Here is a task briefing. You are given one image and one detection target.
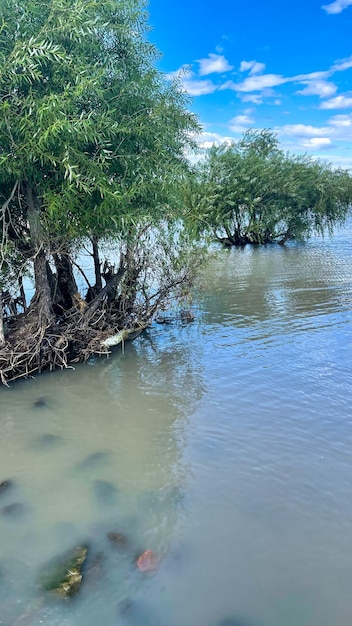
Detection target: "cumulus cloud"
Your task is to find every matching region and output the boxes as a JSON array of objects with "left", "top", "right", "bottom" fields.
[
  {"left": 322, "top": 0, "right": 352, "bottom": 14},
  {"left": 166, "top": 66, "right": 217, "bottom": 96},
  {"left": 234, "top": 73, "right": 287, "bottom": 92},
  {"left": 240, "top": 93, "right": 264, "bottom": 104},
  {"left": 296, "top": 80, "right": 337, "bottom": 98},
  {"left": 280, "top": 124, "right": 331, "bottom": 138},
  {"left": 168, "top": 51, "right": 352, "bottom": 107},
  {"left": 329, "top": 113, "right": 352, "bottom": 126},
  {"left": 182, "top": 78, "right": 218, "bottom": 96},
  {"left": 276, "top": 114, "right": 352, "bottom": 155},
  {"left": 197, "top": 53, "right": 233, "bottom": 76},
  {"left": 301, "top": 138, "right": 333, "bottom": 148},
  {"left": 239, "top": 60, "right": 266, "bottom": 75},
  {"left": 229, "top": 113, "right": 255, "bottom": 133},
  {"left": 230, "top": 57, "right": 352, "bottom": 103},
  {"left": 195, "top": 131, "right": 234, "bottom": 150},
  {"left": 320, "top": 94, "right": 352, "bottom": 108}
]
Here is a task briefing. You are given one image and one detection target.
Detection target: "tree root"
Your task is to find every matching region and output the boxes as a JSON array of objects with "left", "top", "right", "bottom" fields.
[{"left": 0, "top": 309, "right": 147, "bottom": 385}]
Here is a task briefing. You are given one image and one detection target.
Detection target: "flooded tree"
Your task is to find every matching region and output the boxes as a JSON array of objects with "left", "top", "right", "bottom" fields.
[
  {"left": 188, "top": 129, "right": 352, "bottom": 246},
  {"left": 0, "top": 0, "right": 202, "bottom": 383}
]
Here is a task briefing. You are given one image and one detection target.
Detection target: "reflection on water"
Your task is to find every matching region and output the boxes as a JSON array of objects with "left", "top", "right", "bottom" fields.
[{"left": 0, "top": 226, "right": 352, "bottom": 625}]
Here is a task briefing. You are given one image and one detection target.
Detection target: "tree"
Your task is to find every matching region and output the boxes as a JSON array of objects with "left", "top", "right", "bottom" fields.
[
  {"left": 188, "top": 130, "right": 352, "bottom": 246},
  {"left": 0, "top": 0, "right": 201, "bottom": 382}
]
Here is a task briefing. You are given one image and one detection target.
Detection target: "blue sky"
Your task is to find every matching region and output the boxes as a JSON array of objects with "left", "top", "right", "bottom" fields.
[{"left": 147, "top": 0, "right": 352, "bottom": 168}]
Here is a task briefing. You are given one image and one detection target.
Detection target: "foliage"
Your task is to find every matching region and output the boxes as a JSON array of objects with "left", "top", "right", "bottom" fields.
[
  {"left": 187, "top": 129, "right": 352, "bottom": 246},
  {"left": 0, "top": 0, "right": 198, "bottom": 235},
  {"left": 0, "top": 0, "right": 203, "bottom": 379}
]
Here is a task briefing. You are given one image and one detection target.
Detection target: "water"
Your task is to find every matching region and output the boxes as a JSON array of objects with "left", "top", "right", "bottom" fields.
[{"left": 1, "top": 227, "right": 352, "bottom": 626}]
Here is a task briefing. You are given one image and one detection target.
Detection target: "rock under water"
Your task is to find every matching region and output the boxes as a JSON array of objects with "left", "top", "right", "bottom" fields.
[
  {"left": 75, "top": 451, "right": 110, "bottom": 472},
  {"left": 39, "top": 545, "right": 89, "bottom": 599},
  {"left": 0, "top": 479, "right": 13, "bottom": 494},
  {"left": 32, "top": 396, "right": 48, "bottom": 409},
  {"left": 107, "top": 531, "right": 128, "bottom": 546},
  {"left": 218, "top": 617, "right": 253, "bottom": 626},
  {"left": 32, "top": 434, "right": 63, "bottom": 448},
  {"left": 93, "top": 480, "right": 118, "bottom": 504},
  {"left": 0, "top": 502, "right": 27, "bottom": 518}
]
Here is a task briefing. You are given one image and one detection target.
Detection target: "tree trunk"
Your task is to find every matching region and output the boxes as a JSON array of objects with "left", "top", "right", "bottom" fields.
[
  {"left": 18, "top": 275, "right": 27, "bottom": 313},
  {"left": 23, "top": 182, "right": 53, "bottom": 325},
  {"left": 91, "top": 236, "right": 102, "bottom": 293},
  {"left": 0, "top": 292, "right": 5, "bottom": 348},
  {"left": 84, "top": 262, "right": 126, "bottom": 320},
  {"left": 53, "top": 252, "right": 79, "bottom": 312}
]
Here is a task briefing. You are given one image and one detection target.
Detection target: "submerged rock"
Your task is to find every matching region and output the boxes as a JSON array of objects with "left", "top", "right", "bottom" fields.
[
  {"left": 0, "top": 502, "right": 27, "bottom": 518},
  {"left": 218, "top": 618, "right": 253, "bottom": 626},
  {"left": 136, "top": 550, "right": 159, "bottom": 573},
  {"left": 0, "top": 479, "right": 13, "bottom": 494},
  {"left": 93, "top": 480, "right": 118, "bottom": 504},
  {"left": 107, "top": 531, "right": 128, "bottom": 547},
  {"left": 117, "top": 598, "right": 162, "bottom": 626},
  {"left": 32, "top": 434, "right": 63, "bottom": 448},
  {"left": 83, "top": 551, "right": 105, "bottom": 584},
  {"left": 39, "top": 545, "right": 88, "bottom": 599},
  {"left": 76, "top": 451, "right": 110, "bottom": 471},
  {"left": 180, "top": 309, "right": 195, "bottom": 323},
  {"left": 32, "top": 396, "right": 48, "bottom": 409}
]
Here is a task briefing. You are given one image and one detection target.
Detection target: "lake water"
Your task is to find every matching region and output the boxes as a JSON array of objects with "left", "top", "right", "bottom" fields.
[{"left": 0, "top": 228, "right": 352, "bottom": 626}]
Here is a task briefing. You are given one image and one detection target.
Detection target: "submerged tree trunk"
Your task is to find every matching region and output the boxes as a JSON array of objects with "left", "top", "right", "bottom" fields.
[{"left": 23, "top": 182, "right": 53, "bottom": 326}]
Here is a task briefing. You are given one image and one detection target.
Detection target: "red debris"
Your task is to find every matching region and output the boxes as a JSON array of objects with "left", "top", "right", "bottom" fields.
[{"left": 136, "top": 550, "right": 159, "bottom": 572}]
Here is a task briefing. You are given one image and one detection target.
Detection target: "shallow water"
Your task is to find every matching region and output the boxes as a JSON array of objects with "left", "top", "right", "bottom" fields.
[{"left": 1, "top": 228, "right": 352, "bottom": 626}]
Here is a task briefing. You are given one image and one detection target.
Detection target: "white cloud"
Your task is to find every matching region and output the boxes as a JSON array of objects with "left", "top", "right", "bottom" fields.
[
  {"left": 329, "top": 113, "right": 352, "bottom": 126},
  {"left": 296, "top": 80, "right": 337, "bottom": 98},
  {"left": 320, "top": 94, "right": 352, "bottom": 108},
  {"left": 234, "top": 73, "right": 287, "bottom": 92},
  {"left": 195, "top": 131, "right": 234, "bottom": 149},
  {"left": 168, "top": 51, "right": 352, "bottom": 106},
  {"left": 332, "top": 55, "right": 352, "bottom": 71},
  {"left": 276, "top": 115, "right": 352, "bottom": 156},
  {"left": 239, "top": 60, "right": 266, "bottom": 75},
  {"left": 294, "top": 70, "right": 331, "bottom": 81},
  {"left": 322, "top": 0, "right": 352, "bottom": 13},
  {"left": 166, "top": 66, "right": 218, "bottom": 96},
  {"left": 280, "top": 124, "right": 331, "bottom": 138},
  {"left": 241, "top": 93, "right": 264, "bottom": 104},
  {"left": 301, "top": 138, "right": 333, "bottom": 149},
  {"left": 182, "top": 78, "right": 218, "bottom": 96},
  {"left": 227, "top": 52, "right": 352, "bottom": 100},
  {"left": 231, "top": 114, "right": 255, "bottom": 125},
  {"left": 197, "top": 53, "right": 233, "bottom": 76},
  {"left": 229, "top": 112, "right": 255, "bottom": 133}
]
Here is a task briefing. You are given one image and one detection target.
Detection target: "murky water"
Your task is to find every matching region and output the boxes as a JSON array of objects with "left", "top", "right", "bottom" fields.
[{"left": 1, "top": 227, "right": 352, "bottom": 626}]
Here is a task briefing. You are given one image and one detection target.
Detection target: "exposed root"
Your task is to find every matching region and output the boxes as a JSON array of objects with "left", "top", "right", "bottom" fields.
[{"left": 0, "top": 309, "right": 147, "bottom": 385}]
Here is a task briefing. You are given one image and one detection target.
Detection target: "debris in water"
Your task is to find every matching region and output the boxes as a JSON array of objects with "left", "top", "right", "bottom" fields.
[{"left": 136, "top": 550, "right": 159, "bottom": 572}]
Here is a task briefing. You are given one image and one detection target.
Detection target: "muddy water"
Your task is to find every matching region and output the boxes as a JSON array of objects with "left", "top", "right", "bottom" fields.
[{"left": 0, "top": 228, "right": 352, "bottom": 626}]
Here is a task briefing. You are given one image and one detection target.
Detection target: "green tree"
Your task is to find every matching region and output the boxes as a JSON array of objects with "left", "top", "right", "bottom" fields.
[
  {"left": 189, "top": 130, "right": 352, "bottom": 246},
  {"left": 0, "top": 0, "right": 201, "bottom": 381}
]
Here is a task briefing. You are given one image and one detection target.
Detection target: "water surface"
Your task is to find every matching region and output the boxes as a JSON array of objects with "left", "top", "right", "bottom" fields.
[{"left": 0, "top": 228, "right": 352, "bottom": 626}]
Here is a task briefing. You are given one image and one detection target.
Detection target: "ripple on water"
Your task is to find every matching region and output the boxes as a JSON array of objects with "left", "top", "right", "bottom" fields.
[{"left": 1, "top": 228, "right": 352, "bottom": 625}]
